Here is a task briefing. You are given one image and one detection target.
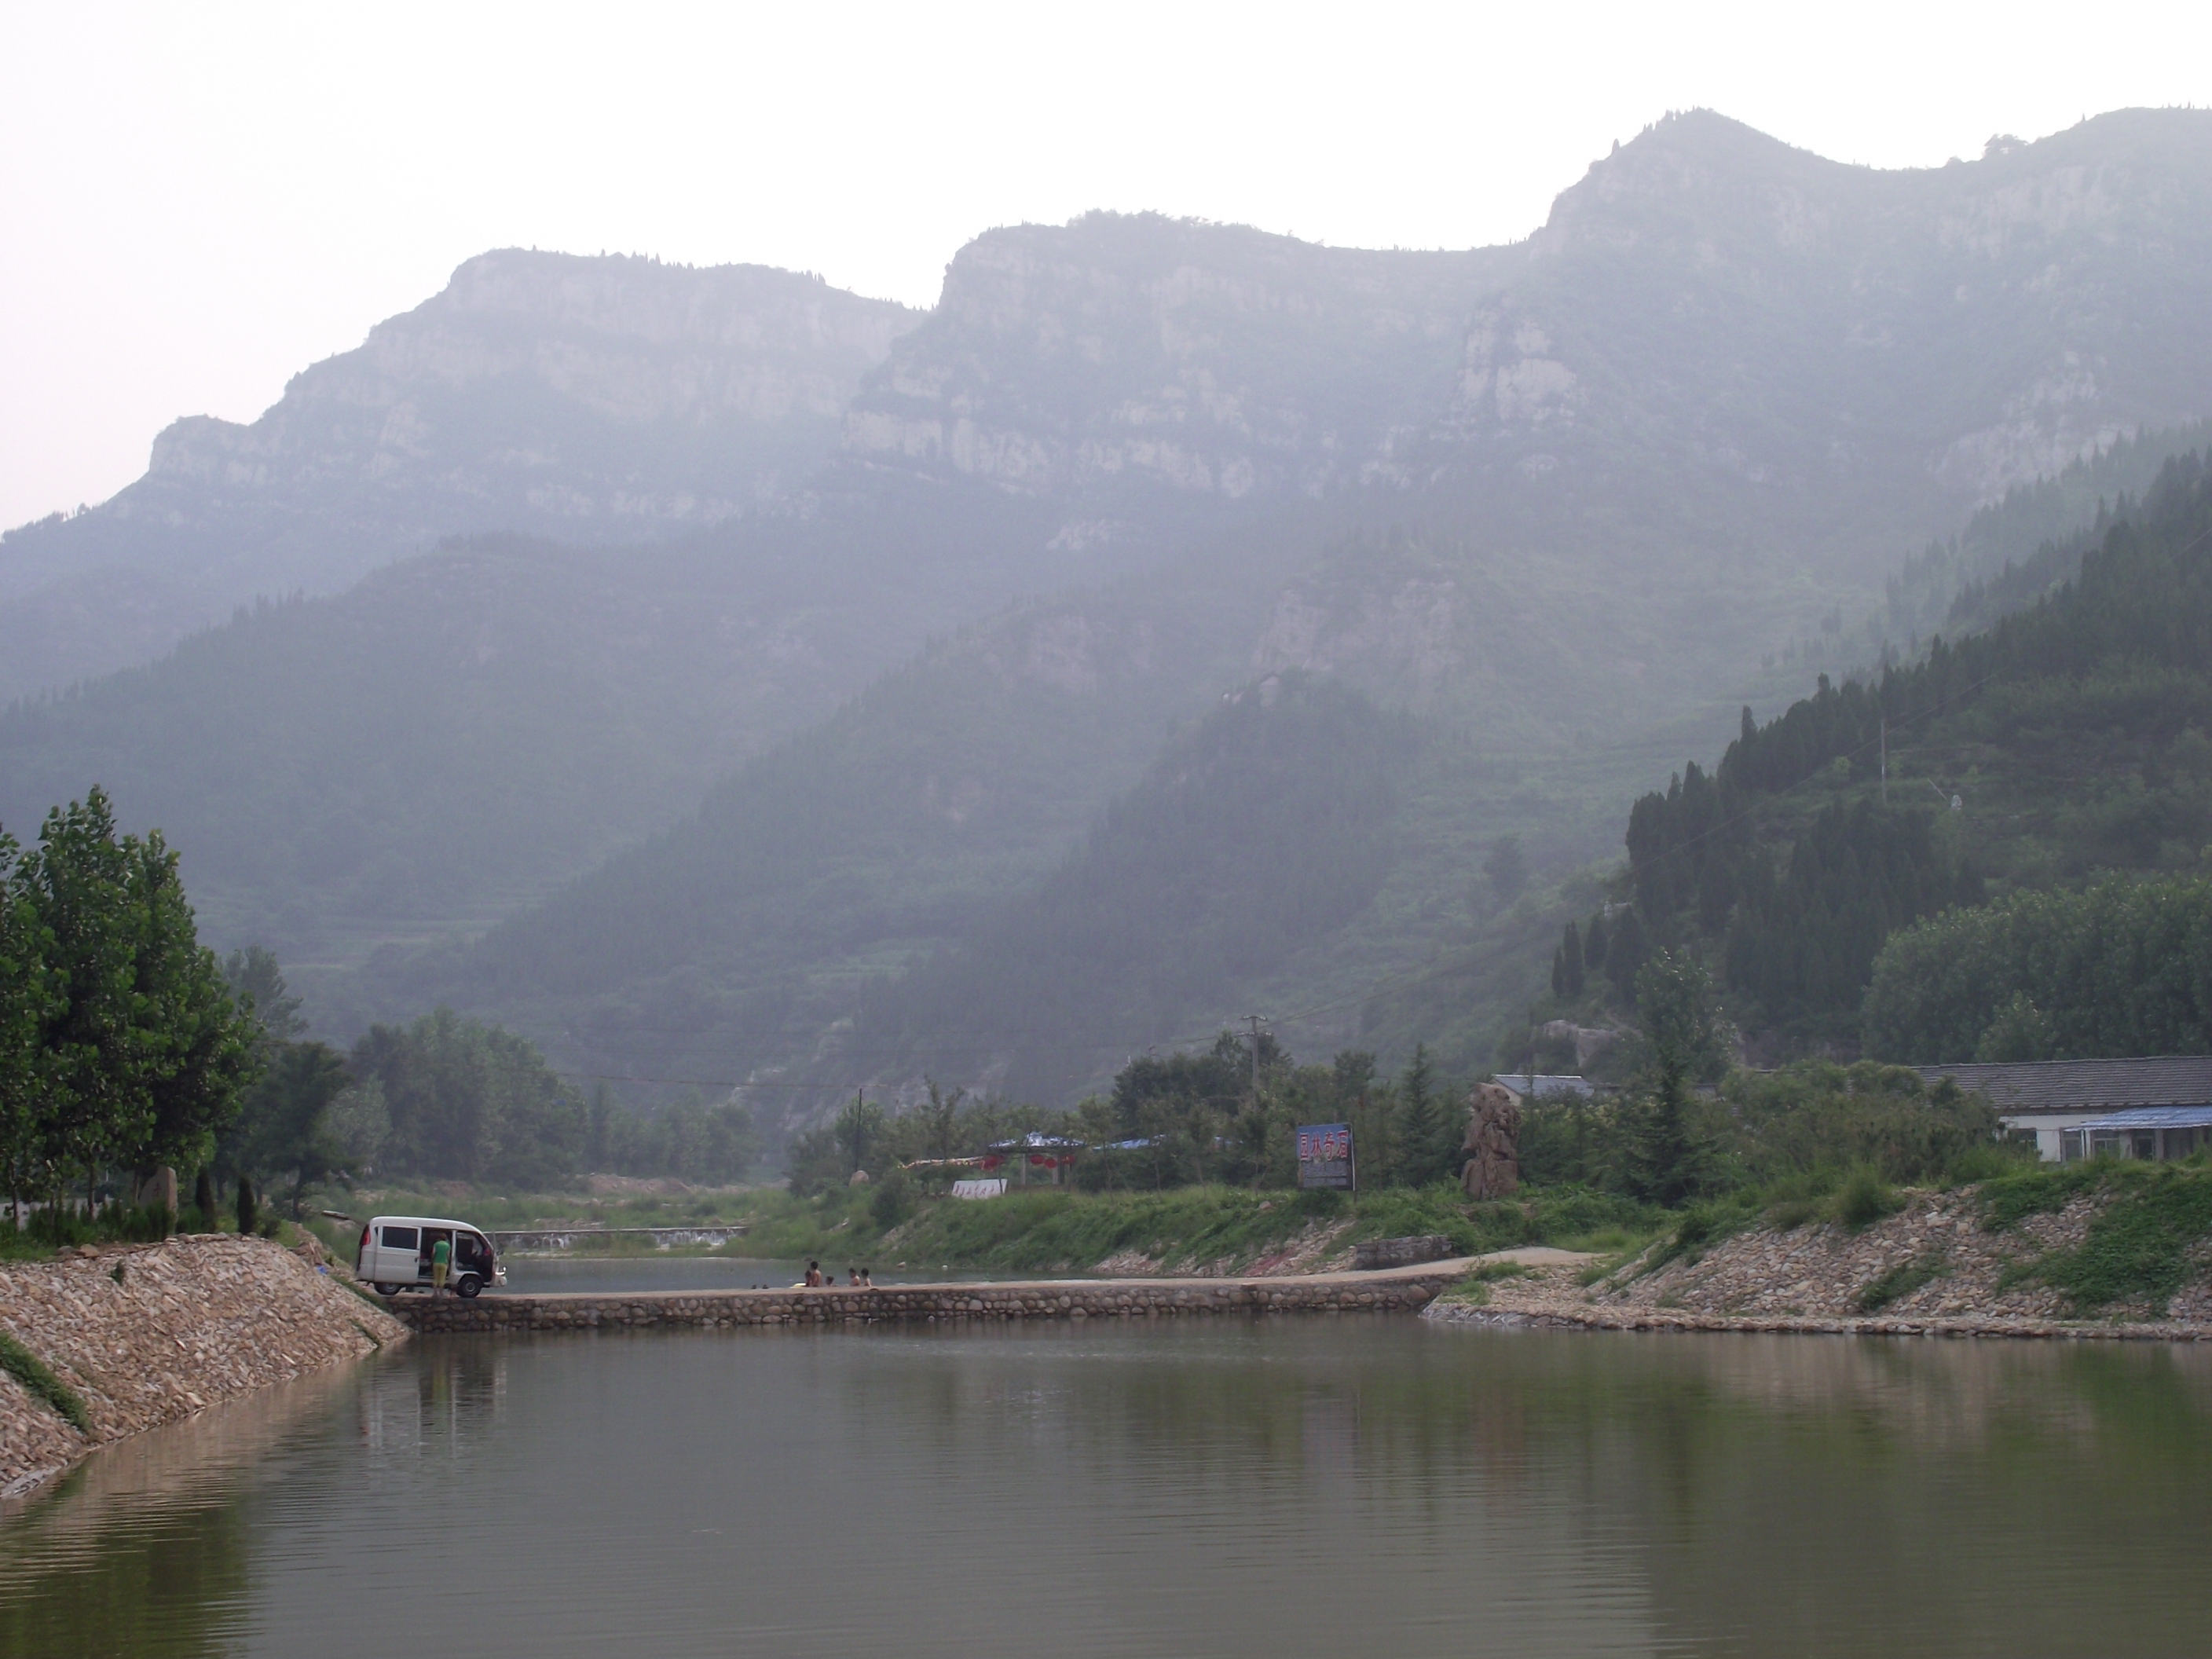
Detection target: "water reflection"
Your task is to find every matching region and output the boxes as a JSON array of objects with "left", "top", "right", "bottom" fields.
[
  {"left": 5, "top": 1323, "right": 2211, "bottom": 1658},
  {"left": 0, "top": 1365, "right": 350, "bottom": 1659}
]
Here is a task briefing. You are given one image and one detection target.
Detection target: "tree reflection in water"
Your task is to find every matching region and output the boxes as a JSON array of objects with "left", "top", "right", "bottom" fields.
[{"left": 5, "top": 1324, "right": 2212, "bottom": 1659}]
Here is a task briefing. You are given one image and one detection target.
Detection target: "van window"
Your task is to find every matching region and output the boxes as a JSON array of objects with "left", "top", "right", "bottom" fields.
[{"left": 382, "top": 1225, "right": 419, "bottom": 1251}]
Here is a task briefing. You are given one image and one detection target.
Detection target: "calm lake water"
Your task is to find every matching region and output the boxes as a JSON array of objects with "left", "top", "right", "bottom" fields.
[{"left": 7, "top": 1318, "right": 2212, "bottom": 1658}]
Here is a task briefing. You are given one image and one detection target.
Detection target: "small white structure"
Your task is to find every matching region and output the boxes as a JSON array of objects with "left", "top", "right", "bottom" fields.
[
  {"left": 949, "top": 1178, "right": 1009, "bottom": 1200},
  {"left": 1914, "top": 1057, "right": 2212, "bottom": 1163},
  {"left": 1493, "top": 1073, "right": 1597, "bottom": 1100}
]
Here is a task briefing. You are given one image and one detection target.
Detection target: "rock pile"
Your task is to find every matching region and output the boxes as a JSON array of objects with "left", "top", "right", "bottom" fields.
[
  {"left": 0, "top": 1234, "right": 408, "bottom": 1496},
  {"left": 1426, "top": 1189, "right": 2212, "bottom": 1340}
]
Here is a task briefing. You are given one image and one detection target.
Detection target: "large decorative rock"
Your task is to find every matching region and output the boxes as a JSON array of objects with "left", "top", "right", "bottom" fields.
[
  {"left": 135, "top": 1166, "right": 177, "bottom": 1216},
  {"left": 1459, "top": 1082, "right": 1522, "bottom": 1200}
]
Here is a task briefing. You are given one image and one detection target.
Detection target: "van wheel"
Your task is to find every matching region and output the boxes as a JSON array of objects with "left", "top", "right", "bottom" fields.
[
  {"left": 456, "top": 1275, "right": 482, "bottom": 1299},
  {"left": 374, "top": 1284, "right": 401, "bottom": 1297}
]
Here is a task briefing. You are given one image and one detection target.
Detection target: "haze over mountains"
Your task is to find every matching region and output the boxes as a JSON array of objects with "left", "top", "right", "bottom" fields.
[
  {"left": 0, "top": 255, "right": 918, "bottom": 698},
  {"left": 5, "top": 108, "right": 2211, "bottom": 1128}
]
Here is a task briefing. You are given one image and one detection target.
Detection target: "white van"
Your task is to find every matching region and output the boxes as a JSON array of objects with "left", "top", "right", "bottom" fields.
[{"left": 354, "top": 1215, "right": 507, "bottom": 1298}]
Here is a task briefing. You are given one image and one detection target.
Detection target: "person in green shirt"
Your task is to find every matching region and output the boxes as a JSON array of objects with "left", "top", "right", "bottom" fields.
[{"left": 430, "top": 1234, "right": 452, "bottom": 1295}]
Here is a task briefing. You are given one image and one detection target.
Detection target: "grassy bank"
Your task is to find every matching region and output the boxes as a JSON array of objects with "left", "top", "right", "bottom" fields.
[
  {"left": 869, "top": 1184, "right": 1663, "bottom": 1275},
  {"left": 290, "top": 1177, "right": 1665, "bottom": 1277},
  {"left": 316, "top": 1155, "right": 2212, "bottom": 1304},
  {"left": 1599, "top": 1157, "right": 2212, "bottom": 1320}
]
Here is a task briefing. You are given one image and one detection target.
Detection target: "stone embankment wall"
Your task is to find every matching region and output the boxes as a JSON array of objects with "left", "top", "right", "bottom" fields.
[
  {"left": 1426, "top": 1188, "right": 2212, "bottom": 1341},
  {"left": 0, "top": 1235, "right": 408, "bottom": 1497},
  {"left": 392, "top": 1268, "right": 1466, "bottom": 1333}
]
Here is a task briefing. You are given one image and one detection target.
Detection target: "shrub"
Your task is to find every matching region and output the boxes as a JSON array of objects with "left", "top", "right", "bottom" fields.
[
  {"left": 1857, "top": 1258, "right": 1944, "bottom": 1313},
  {"left": 2033, "top": 1167, "right": 2212, "bottom": 1313},
  {"left": 1723, "top": 1061, "right": 2004, "bottom": 1186},
  {"left": 0, "top": 1331, "right": 90, "bottom": 1434},
  {"left": 1833, "top": 1166, "right": 1902, "bottom": 1230},
  {"left": 870, "top": 1168, "right": 917, "bottom": 1231},
  {"left": 1978, "top": 1163, "right": 2100, "bottom": 1231}
]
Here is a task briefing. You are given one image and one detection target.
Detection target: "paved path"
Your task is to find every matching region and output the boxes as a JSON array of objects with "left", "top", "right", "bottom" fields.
[{"left": 387, "top": 1258, "right": 1481, "bottom": 1331}]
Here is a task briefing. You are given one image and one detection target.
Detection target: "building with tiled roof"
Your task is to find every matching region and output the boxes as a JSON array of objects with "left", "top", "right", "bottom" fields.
[{"left": 1915, "top": 1056, "right": 2212, "bottom": 1163}]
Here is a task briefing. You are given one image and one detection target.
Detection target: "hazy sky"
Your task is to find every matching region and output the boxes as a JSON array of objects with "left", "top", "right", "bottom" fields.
[{"left": 4, "top": 1, "right": 2209, "bottom": 530}]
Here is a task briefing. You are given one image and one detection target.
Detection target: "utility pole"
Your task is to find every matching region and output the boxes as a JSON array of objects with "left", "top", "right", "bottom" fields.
[
  {"left": 1244, "top": 1014, "right": 1266, "bottom": 1111},
  {"left": 1880, "top": 716, "right": 1888, "bottom": 806}
]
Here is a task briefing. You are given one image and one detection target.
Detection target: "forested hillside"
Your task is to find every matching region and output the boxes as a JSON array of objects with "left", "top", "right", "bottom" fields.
[
  {"left": 1539, "top": 451, "right": 2212, "bottom": 1059},
  {"left": 0, "top": 478, "right": 1079, "bottom": 963},
  {"left": 849, "top": 675, "right": 1423, "bottom": 1103}
]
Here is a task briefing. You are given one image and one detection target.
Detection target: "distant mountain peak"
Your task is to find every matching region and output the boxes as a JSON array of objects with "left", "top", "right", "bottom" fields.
[
  {"left": 0, "top": 251, "right": 921, "bottom": 697},
  {"left": 134, "top": 249, "right": 917, "bottom": 509}
]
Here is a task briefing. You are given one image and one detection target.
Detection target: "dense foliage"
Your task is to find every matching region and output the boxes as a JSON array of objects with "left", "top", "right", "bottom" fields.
[
  {"left": 0, "top": 790, "right": 259, "bottom": 1229},
  {"left": 777, "top": 1024, "right": 1469, "bottom": 1205},
  {"left": 1864, "top": 873, "right": 2212, "bottom": 1062},
  {"left": 1584, "top": 450, "right": 2212, "bottom": 1042},
  {"left": 845, "top": 673, "right": 1425, "bottom": 1104},
  {"left": 346, "top": 1009, "right": 588, "bottom": 1191},
  {"left": 583, "top": 1088, "right": 760, "bottom": 1187}
]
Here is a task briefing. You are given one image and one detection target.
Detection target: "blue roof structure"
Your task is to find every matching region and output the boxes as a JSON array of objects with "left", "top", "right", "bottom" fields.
[{"left": 2074, "top": 1105, "right": 2212, "bottom": 1131}]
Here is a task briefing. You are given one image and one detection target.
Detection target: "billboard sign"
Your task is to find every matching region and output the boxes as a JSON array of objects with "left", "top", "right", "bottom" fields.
[{"left": 1296, "top": 1122, "right": 1355, "bottom": 1191}]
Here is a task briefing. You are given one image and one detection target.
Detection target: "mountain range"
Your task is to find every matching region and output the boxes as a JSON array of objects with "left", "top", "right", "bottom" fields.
[{"left": 5, "top": 107, "right": 2211, "bottom": 1130}]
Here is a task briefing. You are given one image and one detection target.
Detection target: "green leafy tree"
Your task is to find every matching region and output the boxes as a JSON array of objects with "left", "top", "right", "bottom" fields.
[
  {"left": 1551, "top": 921, "right": 1586, "bottom": 998},
  {"left": 136, "top": 869, "right": 261, "bottom": 1181},
  {"left": 1394, "top": 1044, "right": 1453, "bottom": 1186},
  {"left": 234, "top": 1041, "right": 350, "bottom": 1217},
  {"left": 16, "top": 793, "right": 154, "bottom": 1220},
  {"left": 836, "top": 1093, "right": 887, "bottom": 1176},
  {"left": 0, "top": 830, "right": 57, "bottom": 1221},
  {"left": 1863, "top": 873, "right": 2212, "bottom": 1061},
  {"left": 1605, "top": 906, "right": 1648, "bottom": 1005},
  {"left": 251, "top": 1044, "right": 349, "bottom": 1212},
  {"left": 919, "top": 1079, "right": 967, "bottom": 1163},
  {"left": 221, "top": 946, "right": 303, "bottom": 1042},
  {"left": 10, "top": 791, "right": 258, "bottom": 1232},
  {"left": 1722, "top": 1061, "right": 2001, "bottom": 1183},
  {"left": 785, "top": 1122, "right": 851, "bottom": 1199},
  {"left": 1617, "top": 949, "right": 1727, "bottom": 1206},
  {"left": 349, "top": 1008, "right": 584, "bottom": 1188},
  {"left": 1329, "top": 1050, "right": 1397, "bottom": 1188}
]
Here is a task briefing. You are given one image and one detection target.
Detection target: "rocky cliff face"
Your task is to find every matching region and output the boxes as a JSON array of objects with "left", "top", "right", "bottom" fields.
[
  {"left": 10, "top": 110, "right": 2208, "bottom": 706},
  {"left": 844, "top": 110, "right": 2212, "bottom": 539},
  {"left": 9, "top": 110, "right": 2212, "bottom": 1086},
  {"left": 0, "top": 252, "right": 917, "bottom": 698},
  {"left": 1512, "top": 108, "right": 2212, "bottom": 501},
  {"left": 842, "top": 214, "right": 1505, "bottom": 504},
  {"left": 128, "top": 250, "right": 917, "bottom": 529}
]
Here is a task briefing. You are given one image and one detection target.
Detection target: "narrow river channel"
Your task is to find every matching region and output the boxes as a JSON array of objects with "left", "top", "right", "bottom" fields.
[{"left": 5, "top": 1318, "right": 2210, "bottom": 1657}]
